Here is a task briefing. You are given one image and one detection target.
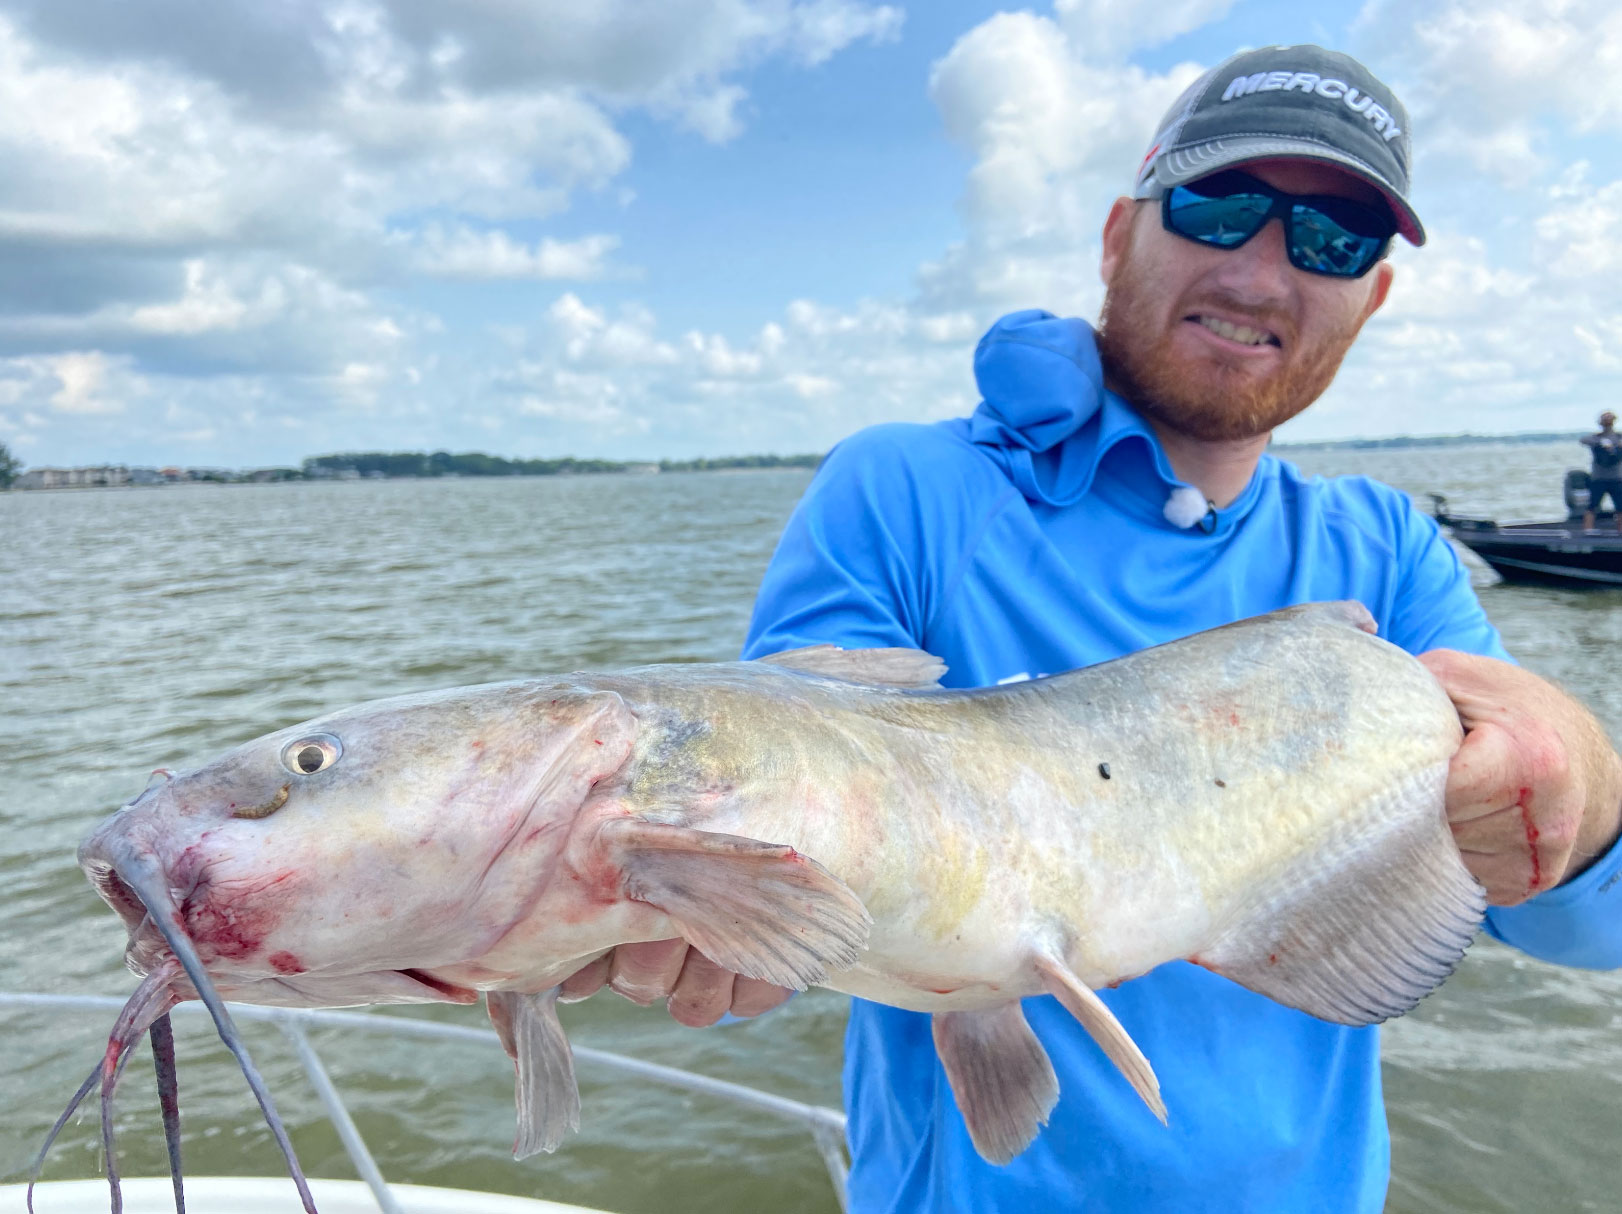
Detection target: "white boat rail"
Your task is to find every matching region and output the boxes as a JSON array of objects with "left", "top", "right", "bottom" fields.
[{"left": 1, "top": 992, "right": 850, "bottom": 1214}]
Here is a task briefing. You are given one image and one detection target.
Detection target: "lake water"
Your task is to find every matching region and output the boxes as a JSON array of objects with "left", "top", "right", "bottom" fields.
[{"left": 3, "top": 441, "right": 1620, "bottom": 1213}]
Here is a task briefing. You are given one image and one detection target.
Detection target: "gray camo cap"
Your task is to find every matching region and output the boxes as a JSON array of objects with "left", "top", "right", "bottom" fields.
[{"left": 1132, "top": 45, "right": 1424, "bottom": 246}]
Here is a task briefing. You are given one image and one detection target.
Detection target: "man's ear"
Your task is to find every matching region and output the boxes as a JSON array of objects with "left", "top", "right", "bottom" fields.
[
  {"left": 1099, "top": 196, "right": 1138, "bottom": 286},
  {"left": 1360, "top": 259, "right": 1395, "bottom": 321}
]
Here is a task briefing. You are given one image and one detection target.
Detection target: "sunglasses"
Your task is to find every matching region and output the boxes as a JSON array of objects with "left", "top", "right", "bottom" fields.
[{"left": 1158, "top": 171, "right": 1396, "bottom": 279}]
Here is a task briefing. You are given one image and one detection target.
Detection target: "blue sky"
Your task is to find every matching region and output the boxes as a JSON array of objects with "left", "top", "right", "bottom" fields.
[{"left": 3, "top": 0, "right": 1621, "bottom": 468}]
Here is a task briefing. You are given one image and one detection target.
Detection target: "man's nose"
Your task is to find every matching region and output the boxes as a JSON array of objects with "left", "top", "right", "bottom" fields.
[{"left": 1212, "top": 216, "right": 1295, "bottom": 302}]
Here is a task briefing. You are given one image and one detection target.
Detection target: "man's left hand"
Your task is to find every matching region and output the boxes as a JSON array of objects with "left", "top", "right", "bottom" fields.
[{"left": 1420, "top": 650, "right": 1622, "bottom": 905}]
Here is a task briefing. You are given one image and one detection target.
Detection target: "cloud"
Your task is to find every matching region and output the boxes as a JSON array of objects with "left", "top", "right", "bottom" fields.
[
  {"left": 920, "top": 11, "right": 1205, "bottom": 317},
  {"left": 1054, "top": 0, "right": 1237, "bottom": 61},
  {"left": 412, "top": 227, "right": 621, "bottom": 280},
  {"left": 1361, "top": 0, "right": 1622, "bottom": 179}
]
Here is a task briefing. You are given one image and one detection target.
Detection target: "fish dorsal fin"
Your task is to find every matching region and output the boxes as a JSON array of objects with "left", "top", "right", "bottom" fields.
[
  {"left": 1196, "top": 757, "right": 1485, "bottom": 1026},
  {"left": 755, "top": 644, "right": 946, "bottom": 688}
]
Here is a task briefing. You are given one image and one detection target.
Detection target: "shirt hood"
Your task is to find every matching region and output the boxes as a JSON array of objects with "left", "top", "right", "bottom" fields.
[{"left": 966, "top": 309, "right": 1265, "bottom": 531}]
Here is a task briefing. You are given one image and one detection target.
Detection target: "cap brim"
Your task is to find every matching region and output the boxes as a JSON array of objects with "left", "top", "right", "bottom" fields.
[{"left": 1149, "top": 136, "right": 1425, "bottom": 247}]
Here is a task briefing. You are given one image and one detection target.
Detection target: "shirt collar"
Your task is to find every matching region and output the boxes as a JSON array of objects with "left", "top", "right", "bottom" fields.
[{"left": 966, "top": 309, "right": 1267, "bottom": 532}]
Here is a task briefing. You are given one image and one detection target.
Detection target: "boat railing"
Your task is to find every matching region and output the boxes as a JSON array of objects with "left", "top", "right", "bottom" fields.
[{"left": 0, "top": 992, "right": 850, "bottom": 1214}]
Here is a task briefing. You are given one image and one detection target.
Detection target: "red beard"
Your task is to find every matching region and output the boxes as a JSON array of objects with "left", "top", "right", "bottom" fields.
[{"left": 1097, "top": 249, "right": 1363, "bottom": 443}]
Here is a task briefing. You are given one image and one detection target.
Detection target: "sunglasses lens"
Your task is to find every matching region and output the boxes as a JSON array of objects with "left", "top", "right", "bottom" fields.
[
  {"left": 1288, "top": 199, "right": 1392, "bottom": 277},
  {"left": 1164, "top": 181, "right": 1272, "bottom": 248}
]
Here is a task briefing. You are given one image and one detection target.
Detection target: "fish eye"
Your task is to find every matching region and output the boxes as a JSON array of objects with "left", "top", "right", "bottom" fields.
[{"left": 281, "top": 734, "right": 342, "bottom": 776}]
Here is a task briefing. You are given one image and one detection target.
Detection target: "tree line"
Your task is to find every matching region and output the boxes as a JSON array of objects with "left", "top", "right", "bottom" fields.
[{"left": 302, "top": 450, "right": 821, "bottom": 477}]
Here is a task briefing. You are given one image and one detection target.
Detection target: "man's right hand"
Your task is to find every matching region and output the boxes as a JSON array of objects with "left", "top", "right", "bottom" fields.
[{"left": 558, "top": 939, "right": 794, "bottom": 1027}]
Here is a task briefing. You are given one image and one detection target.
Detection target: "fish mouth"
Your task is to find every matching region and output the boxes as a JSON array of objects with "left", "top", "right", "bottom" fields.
[{"left": 85, "top": 858, "right": 153, "bottom": 938}]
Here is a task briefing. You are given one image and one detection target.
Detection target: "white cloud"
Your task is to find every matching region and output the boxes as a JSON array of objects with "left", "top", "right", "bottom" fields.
[
  {"left": 1054, "top": 0, "right": 1237, "bottom": 61},
  {"left": 788, "top": 1, "right": 904, "bottom": 66},
  {"left": 128, "top": 261, "right": 251, "bottom": 335},
  {"left": 922, "top": 11, "right": 1204, "bottom": 315},
  {"left": 412, "top": 227, "right": 620, "bottom": 280}
]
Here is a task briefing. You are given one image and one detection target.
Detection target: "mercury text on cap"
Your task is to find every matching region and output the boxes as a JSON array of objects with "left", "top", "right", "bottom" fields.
[{"left": 1221, "top": 71, "right": 1402, "bottom": 141}]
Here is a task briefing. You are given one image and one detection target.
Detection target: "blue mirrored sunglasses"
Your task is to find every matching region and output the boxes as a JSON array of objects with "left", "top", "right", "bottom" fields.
[{"left": 1158, "top": 170, "right": 1396, "bottom": 279}]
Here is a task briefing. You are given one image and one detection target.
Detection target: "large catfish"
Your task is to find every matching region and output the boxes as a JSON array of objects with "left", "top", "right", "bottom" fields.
[{"left": 59, "top": 602, "right": 1484, "bottom": 1210}]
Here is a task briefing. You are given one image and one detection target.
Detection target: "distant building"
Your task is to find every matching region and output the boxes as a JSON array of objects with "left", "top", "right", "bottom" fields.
[{"left": 14, "top": 466, "right": 131, "bottom": 489}]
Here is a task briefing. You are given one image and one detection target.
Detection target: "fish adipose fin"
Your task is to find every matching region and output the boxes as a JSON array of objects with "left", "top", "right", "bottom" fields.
[
  {"left": 599, "top": 818, "right": 873, "bottom": 990},
  {"left": 1035, "top": 954, "right": 1167, "bottom": 1124},
  {"left": 932, "top": 1003, "right": 1059, "bottom": 1165},
  {"left": 755, "top": 644, "right": 947, "bottom": 688},
  {"left": 487, "top": 989, "right": 579, "bottom": 1158},
  {"left": 1198, "top": 759, "right": 1487, "bottom": 1026}
]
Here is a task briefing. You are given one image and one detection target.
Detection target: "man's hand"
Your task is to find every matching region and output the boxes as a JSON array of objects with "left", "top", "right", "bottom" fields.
[
  {"left": 1420, "top": 650, "right": 1622, "bottom": 905},
  {"left": 558, "top": 939, "right": 794, "bottom": 1027}
]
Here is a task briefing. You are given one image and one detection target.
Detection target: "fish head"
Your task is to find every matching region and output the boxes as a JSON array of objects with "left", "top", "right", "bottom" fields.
[{"left": 79, "top": 679, "right": 636, "bottom": 1007}]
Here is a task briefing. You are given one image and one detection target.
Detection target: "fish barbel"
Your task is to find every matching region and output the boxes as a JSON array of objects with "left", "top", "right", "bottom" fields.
[{"left": 58, "top": 601, "right": 1485, "bottom": 1207}]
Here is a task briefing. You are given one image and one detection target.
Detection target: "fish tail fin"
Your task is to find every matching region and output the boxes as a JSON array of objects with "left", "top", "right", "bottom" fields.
[
  {"left": 1198, "top": 759, "right": 1485, "bottom": 1025},
  {"left": 932, "top": 1003, "right": 1058, "bottom": 1165},
  {"left": 599, "top": 819, "right": 872, "bottom": 991},
  {"left": 1034, "top": 954, "right": 1166, "bottom": 1123}
]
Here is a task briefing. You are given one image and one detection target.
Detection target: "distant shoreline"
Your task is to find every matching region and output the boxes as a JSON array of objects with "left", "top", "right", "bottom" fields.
[{"left": 2, "top": 432, "right": 1585, "bottom": 490}]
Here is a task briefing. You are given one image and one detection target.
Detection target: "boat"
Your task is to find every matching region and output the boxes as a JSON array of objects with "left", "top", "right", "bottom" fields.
[
  {"left": 0, "top": 992, "right": 850, "bottom": 1214},
  {"left": 1430, "top": 470, "right": 1622, "bottom": 588}
]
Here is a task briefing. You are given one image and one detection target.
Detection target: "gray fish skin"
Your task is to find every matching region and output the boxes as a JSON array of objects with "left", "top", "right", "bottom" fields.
[{"left": 77, "top": 601, "right": 1486, "bottom": 1164}]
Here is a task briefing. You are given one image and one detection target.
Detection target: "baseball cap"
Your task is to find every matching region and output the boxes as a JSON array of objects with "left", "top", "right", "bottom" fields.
[{"left": 1133, "top": 45, "right": 1424, "bottom": 246}]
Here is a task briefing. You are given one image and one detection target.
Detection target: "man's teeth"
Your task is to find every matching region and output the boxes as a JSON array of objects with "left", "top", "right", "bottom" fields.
[{"left": 1196, "top": 315, "right": 1274, "bottom": 346}]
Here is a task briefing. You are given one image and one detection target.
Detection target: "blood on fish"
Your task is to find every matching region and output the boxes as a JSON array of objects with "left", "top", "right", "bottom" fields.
[
  {"left": 1268, "top": 954, "right": 1278, "bottom": 965},
  {"left": 268, "top": 951, "right": 304, "bottom": 974}
]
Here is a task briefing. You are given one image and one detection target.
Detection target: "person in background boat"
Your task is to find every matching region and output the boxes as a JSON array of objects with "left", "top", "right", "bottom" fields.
[
  {"left": 1581, "top": 410, "right": 1622, "bottom": 532},
  {"left": 564, "top": 45, "right": 1622, "bottom": 1212}
]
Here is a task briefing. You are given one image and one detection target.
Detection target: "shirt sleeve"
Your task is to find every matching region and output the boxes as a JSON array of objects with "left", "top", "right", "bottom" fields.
[
  {"left": 1386, "top": 494, "right": 1622, "bottom": 969},
  {"left": 743, "top": 425, "right": 959, "bottom": 659}
]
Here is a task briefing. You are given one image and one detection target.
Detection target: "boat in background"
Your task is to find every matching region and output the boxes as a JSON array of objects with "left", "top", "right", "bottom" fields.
[{"left": 1430, "top": 470, "right": 1622, "bottom": 589}]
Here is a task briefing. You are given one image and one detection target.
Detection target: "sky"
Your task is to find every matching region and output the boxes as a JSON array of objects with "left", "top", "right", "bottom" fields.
[{"left": 3, "top": 0, "right": 1622, "bottom": 468}]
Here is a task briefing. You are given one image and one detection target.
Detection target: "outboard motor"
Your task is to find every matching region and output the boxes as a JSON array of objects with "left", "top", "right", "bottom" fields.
[{"left": 1565, "top": 469, "right": 1591, "bottom": 519}]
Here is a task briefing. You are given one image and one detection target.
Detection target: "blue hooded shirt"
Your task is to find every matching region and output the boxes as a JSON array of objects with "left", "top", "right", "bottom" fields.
[{"left": 742, "top": 310, "right": 1622, "bottom": 1213}]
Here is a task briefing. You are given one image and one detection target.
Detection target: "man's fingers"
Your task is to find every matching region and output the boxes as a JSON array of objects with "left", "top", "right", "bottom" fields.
[
  {"left": 730, "top": 976, "right": 794, "bottom": 1019},
  {"left": 668, "top": 951, "right": 734, "bottom": 1028},
  {"left": 609, "top": 939, "right": 689, "bottom": 1005},
  {"left": 557, "top": 952, "right": 612, "bottom": 1003},
  {"left": 1441, "top": 723, "right": 1525, "bottom": 824}
]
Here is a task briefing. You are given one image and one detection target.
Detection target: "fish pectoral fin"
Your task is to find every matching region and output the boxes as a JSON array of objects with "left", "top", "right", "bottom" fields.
[
  {"left": 488, "top": 988, "right": 580, "bottom": 1158},
  {"left": 753, "top": 644, "right": 947, "bottom": 688},
  {"left": 1198, "top": 759, "right": 1486, "bottom": 1027},
  {"left": 599, "top": 818, "right": 872, "bottom": 990},
  {"left": 931, "top": 1003, "right": 1059, "bottom": 1165},
  {"left": 1035, "top": 954, "right": 1166, "bottom": 1124}
]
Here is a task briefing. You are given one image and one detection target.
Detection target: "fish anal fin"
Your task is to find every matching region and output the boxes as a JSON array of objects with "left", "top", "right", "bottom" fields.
[
  {"left": 1035, "top": 954, "right": 1166, "bottom": 1124},
  {"left": 487, "top": 989, "right": 579, "bottom": 1159},
  {"left": 755, "top": 644, "right": 947, "bottom": 688},
  {"left": 596, "top": 818, "right": 872, "bottom": 991},
  {"left": 932, "top": 1003, "right": 1059, "bottom": 1166},
  {"left": 1200, "top": 760, "right": 1486, "bottom": 1026}
]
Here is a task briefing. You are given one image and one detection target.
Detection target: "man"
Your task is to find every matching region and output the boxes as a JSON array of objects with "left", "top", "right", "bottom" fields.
[
  {"left": 1581, "top": 410, "right": 1622, "bottom": 532},
  {"left": 565, "top": 46, "right": 1622, "bottom": 1211}
]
